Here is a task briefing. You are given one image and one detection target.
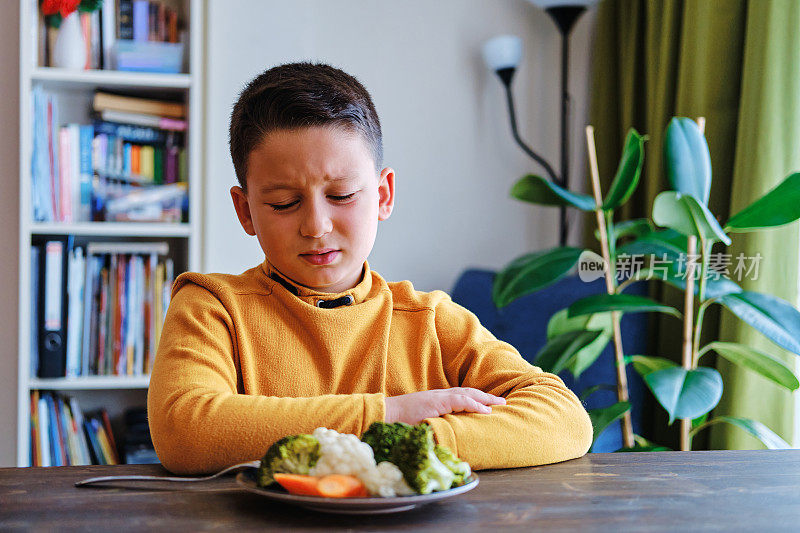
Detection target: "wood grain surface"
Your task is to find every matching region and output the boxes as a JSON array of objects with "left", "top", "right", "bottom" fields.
[{"left": 1, "top": 450, "right": 798, "bottom": 532}]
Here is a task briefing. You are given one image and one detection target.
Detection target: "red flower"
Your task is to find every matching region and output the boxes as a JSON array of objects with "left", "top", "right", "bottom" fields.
[{"left": 40, "top": 0, "right": 82, "bottom": 17}]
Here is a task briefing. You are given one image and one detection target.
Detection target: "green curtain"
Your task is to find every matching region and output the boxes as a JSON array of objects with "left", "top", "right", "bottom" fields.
[{"left": 589, "top": 0, "right": 800, "bottom": 448}]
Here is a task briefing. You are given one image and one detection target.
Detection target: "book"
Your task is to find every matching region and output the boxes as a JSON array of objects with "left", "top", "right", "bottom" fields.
[
  {"left": 68, "top": 397, "right": 92, "bottom": 465},
  {"left": 132, "top": 0, "right": 149, "bottom": 42},
  {"left": 65, "top": 246, "right": 86, "bottom": 378},
  {"left": 30, "top": 391, "right": 40, "bottom": 467},
  {"left": 100, "top": 409, "right": 119, "bottom": 463},
  {"left": 99, "top": 110, "right": 187, "bottom": 132},
  {"left": 93, "top": 92, "right": 186, "bottom": 119},
  {"left": 100, "top": 1, "right": 116, "bottom": 69},
  {"left": 118, "top": 0, "right": 133, "bottom": 40},
  {"left": 82, "top": 418, "right": 104, "bottom": 465},
  {"left": 93, "top": 118, "right": 184, "bottom": 143},
  {"left": 37, "top": 395, "right": 51, "bottom": 467},
  {"left": 30, "top": 246, "right": 40, "bottom": 377},
  {"left": 78, "top": 125, "right": 94, "bottom": 222},
  {"left": 39, "top": 238, "right": 68, "bottom": 378}
]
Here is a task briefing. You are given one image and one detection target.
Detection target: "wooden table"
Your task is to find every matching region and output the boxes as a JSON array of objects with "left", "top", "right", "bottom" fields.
[{"left": 2, "top": 450, "right": 798, "bottom": 531}]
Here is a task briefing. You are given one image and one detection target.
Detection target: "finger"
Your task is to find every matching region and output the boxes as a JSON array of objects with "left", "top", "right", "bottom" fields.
[
  {"left": 449, "top": 394, "right": 492, "bottom": 415},
  {"left": 453, "top": 387, "right": 507, "bottom": 406}
]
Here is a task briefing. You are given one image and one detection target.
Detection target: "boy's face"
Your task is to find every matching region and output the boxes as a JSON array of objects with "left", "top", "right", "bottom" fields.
[{"left": 230, "top": 126, "right": 394, "bottom": 293}]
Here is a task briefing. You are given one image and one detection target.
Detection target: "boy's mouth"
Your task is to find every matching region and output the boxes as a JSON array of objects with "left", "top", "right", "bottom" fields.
[{"left": 300, "top": 249, "right": 340, "bottom": 265}]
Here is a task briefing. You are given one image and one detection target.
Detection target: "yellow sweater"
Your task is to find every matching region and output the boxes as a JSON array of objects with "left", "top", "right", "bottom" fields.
[{"left": 147, "top": 261, "right": 593, "bottom": 474}]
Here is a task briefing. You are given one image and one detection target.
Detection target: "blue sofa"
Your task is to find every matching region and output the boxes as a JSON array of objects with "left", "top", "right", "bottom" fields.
[{"left": 450, "top": 270, "right": 647, "bottom": 452}]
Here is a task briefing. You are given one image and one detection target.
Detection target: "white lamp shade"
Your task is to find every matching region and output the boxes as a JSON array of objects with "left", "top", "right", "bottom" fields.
[
  {"left": 526, "top": 0, "right": 597, "bottom": 7},
  {"left": 482, "top": 35, "right": 522, "bottom": 71}
]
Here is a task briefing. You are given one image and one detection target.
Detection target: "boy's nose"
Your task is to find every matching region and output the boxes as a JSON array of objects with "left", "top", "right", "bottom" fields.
[{"left": 300, "top": 202, "right": 333, "bottom": 238}]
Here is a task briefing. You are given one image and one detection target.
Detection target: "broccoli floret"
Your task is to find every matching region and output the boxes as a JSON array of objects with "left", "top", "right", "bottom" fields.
[
  {"left": 256, "top": 434, "right": 320, "bottom": 487},
  {"left": 388, "top": 424, "right": 455, "bottom": 494},
  {"left": 435, "top": 444, "right": 472, "bottom": 486},
  {"left": 361, "top": 422, "right": 413, "bottom": 463}
]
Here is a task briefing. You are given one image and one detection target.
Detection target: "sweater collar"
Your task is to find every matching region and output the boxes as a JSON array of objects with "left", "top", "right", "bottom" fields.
[{"left": 260, "top": 260, "right": 375, "bottom": 307}]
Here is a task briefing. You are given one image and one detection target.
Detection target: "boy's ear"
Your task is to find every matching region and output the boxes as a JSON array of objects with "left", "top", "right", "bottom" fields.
[
  {"left": 378, "top": 167, "right": 395, "bottom": 221},
  {"left": 230, "top": 186, "right": 257, "bottom": 236}
]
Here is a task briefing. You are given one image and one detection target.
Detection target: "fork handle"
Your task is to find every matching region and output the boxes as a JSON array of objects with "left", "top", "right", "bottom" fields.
[{"left": 74, "top": 461, "right": 260, "bottom": 487}]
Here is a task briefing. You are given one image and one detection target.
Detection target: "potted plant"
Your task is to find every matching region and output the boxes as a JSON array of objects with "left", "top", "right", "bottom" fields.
[{"left": 493, "top": 117, "right": 800, "bottom": 451}]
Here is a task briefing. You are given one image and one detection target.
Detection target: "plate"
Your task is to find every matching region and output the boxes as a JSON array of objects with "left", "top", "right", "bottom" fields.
[{"left": 235, "top": 470, "right": 479, "bottom": 515}]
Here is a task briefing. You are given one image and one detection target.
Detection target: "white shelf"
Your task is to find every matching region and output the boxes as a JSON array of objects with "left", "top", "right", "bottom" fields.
[
  {"left": 30, "top": 222, "right": 192, "bottom": 237},
  {"left": 31, "top": 67, "right": 191, "bottom": 90},
  {"left": 29, "top": 376, "right": 150, "bottom": 390},
  {"left": 17, "top": 0, "right": 205, "bottom": 467}
]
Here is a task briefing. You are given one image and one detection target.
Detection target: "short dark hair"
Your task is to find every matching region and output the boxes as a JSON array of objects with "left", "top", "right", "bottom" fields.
[{"left": 229, "top": 62, "right": 383, "bottom": 190}]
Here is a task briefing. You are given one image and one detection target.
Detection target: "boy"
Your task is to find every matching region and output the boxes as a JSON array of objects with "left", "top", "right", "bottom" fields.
[{"left": 148, "top": 63, "right": 592, "bottom": 475}]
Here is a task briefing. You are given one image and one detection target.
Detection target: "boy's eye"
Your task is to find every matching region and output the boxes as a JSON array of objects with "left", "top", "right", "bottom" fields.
[
  {"left": 328, "top": 193, "right": 356, "bottom": 201},
  {"left": 267, "top": 200, "right": 299, "bottom": 211}
]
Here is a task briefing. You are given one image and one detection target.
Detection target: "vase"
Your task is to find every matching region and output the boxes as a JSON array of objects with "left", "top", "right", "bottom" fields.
[{"left": 52, "top": 12, "right": 86, "bottom": 69}]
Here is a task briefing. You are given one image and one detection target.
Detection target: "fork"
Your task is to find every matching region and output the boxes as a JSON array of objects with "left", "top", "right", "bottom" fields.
[{"left": 74, "top": 460, "right": 260, "bottom": 487}]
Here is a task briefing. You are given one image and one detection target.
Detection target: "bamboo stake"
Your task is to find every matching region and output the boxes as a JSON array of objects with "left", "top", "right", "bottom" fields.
[
  {"left": 680, "top": 236, "right": 697, "bottom": 451},
  {"left": 585, "top": 126, "right": 635, "bottom": 448},
  {"left": 679, "top": 117, "right": 705, "bottom": 451}
]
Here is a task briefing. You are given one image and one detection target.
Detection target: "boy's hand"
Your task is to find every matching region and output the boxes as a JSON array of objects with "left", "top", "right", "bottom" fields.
[{"left": 384, "top": 388, "right": 507, "bottom": 425}]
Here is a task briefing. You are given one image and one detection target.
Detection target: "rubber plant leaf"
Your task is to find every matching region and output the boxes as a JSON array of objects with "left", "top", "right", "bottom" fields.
[
  {"left": 492, "top": 247, "right": 582, "bottom": 308},
  {"left": 717, "top": 291, "right": 800, "bottom": 356},
  {"left": 602, "top": 128, "right": 645, "bottom": 210},
  {"left": 725, "top": 172, "right": 800, "bottom": 233},
  {"left": 587, "top": 401, "right": 632, "bottom": 446},
  {"left": 690, "top": 416, "right": 790, "bottom": 449},
  {"left": 705, "top": 342, "right": 799, "bottom": 391},
  {"left": 644, "top": 367, "right": 723, "bottom": 424},
  {"left": 511, "top": 174, "right": 596, "bottom": 211},
  {"left": 663, "top": 117, "right": 711, "bottom": 204},
  {"left": 533, "top": 329, "right": 605, "bottom": 375},
  {"left": 653, "top": 191, "right": 731, "bottom": 245},
  {"left": 567, "top": 293, "right": 682, "bottom": 319}
]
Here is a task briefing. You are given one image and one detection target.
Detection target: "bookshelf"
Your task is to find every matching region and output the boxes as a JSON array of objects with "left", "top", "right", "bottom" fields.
[{"left": 16, "top": 0, "right": 204, "bottom": 467}]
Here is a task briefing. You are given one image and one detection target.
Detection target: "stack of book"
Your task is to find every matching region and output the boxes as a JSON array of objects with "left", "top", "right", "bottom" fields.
[
  {"left": 120, "top": 0, "right": 181, "bottom": 43},
  {"left": 31, "top": 238, "right": 174, "bottom": 379},
  {"left": 29, "top": 391, "right": 119, "bottom": 467},
  {"left": 31, "top": 86, "right": 188, "bottom": 224}
]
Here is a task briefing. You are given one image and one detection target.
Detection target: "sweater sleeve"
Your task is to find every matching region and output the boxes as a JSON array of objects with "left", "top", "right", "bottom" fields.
[
  {"left": 423, "top": 296, "right": 593, "bottom": 470},
  {"left": 147, "top": 283, "right": 385, "bottom": 475}
]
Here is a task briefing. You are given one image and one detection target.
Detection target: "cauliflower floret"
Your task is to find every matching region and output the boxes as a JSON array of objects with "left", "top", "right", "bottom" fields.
[{"left": 308, "top": 427, "right": 414, "bottom": 497}]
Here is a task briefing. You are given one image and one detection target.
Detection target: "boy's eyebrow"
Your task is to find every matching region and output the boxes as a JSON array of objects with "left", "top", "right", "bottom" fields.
[{"left": 257, "top": 176, "right": 354, "bottom": 194}]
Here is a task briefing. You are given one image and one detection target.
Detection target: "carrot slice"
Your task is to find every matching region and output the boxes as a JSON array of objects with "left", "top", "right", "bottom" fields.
[
  {"left": 273, "top": 473, "right": 322, "bottom": 496},
  {"left": 317, "top": 474, "right": 369, "bottom": 498}
]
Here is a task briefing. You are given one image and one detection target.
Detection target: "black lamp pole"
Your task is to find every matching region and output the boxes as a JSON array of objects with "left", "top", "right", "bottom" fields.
[{"left": 496, "top": 5, "right": 587, "bottom": 247}]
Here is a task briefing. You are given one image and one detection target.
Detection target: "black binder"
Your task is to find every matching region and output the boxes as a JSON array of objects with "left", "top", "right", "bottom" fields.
[{"left": 36, "top": 236, "right": 69, "bottom": 378}]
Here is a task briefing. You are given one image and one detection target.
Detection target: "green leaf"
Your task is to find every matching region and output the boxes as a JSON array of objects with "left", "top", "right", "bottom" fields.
[
  {"left": 492, "top": 247, "right": 583, "bottom": 308},
  {"left": 717, "top": 291, "right": 800, "bottom": 356},
  {"left": 567, "top": 293, "right": 682, "bottom": 319},
  {"left": 653, "top": 191, "right": 731, "bottom": 245},
  {"left": 690, "top": 416, "right": 790, "bottom": 449},
  {"left": 602, "top": 129, "right": 645, "bottom": 210},
  {"left": 587, "top": 401, "right": 631, "bottom": 445},
  {"left": 534, "top": 330, "right": 605, "bottom": 375},
  {"left": 624, "top": 355, "right": 678, "bottom": 377},
  {"left": 692, "top": 413, "right": 708, "bottom": 430},
  {"left": 725, "top": 173, "right": 800, "bottom": 233},
  {"left": 644, "top": 367, "right": 723, "bottom": 424},
  {"left": 578, "top": 384, "right": 616, "bottom": 403},
  {"left": 511, "top": 174, "right": 596, "bottom": 211},
  {"left": 616, "top": 242, "right": 742, "bottom": 299},
  {"left": 664, "top": 117, "right": 711, "bottom": 204},
  {"left": 615, "top": 434, "right": 672, "bottom": 452},
  {"left": 597, "top": 219, "right": 654, "bottom": 245},
  {"left": 703, "top": 341, "right": 799, "bottom": 391},
  {"left": 546, "top": 310, "right": 613, "bottom": 378}
]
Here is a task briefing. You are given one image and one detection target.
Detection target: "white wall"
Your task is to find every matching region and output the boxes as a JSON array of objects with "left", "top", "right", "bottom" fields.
[
  {"left": 0, "top": 1, "right": 20, "bottom": 466},
  {"left": 203, "top": 0, "right": 595, "bottom": 292}
]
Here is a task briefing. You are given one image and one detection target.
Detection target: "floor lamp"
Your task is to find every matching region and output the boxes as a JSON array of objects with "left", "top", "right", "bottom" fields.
[{"left": 483, "top": 0, "right": 595, "bottom": 246}]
